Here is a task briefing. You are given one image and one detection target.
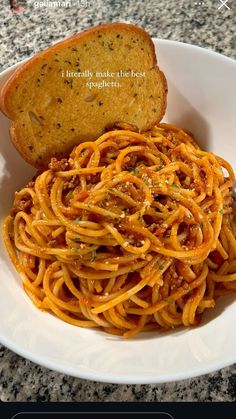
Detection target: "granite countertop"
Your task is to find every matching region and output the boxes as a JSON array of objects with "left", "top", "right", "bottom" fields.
[{"left": 0, "top": 0, "right": 236, "bottom": 402}]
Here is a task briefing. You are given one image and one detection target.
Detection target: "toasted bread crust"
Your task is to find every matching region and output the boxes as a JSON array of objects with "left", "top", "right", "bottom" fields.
[
  {"left": 0, "top": 23, "right": 167, "bottom": 168},
  {"left": 10, "top": 124, "right": 39, "bottom": 168}
]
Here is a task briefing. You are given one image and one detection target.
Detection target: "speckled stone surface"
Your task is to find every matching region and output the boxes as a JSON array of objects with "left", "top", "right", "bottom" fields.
[{"left": 0, "top": 0, "right": 236, "bottom": 402}]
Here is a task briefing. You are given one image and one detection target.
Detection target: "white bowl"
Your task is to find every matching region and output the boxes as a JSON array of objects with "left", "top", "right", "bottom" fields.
[{"left": 0, "top": 39, "right": 236, "bottom": 384}]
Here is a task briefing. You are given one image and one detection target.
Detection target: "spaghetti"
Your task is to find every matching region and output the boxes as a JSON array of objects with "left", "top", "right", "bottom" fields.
[{"left": 3, "top": 123, "right": 236, "bottom": 338}]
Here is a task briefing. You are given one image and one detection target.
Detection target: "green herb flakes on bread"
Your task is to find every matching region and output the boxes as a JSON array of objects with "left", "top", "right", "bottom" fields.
[{"left": 0, "top": 23, "right": 167, "bottom": 168}]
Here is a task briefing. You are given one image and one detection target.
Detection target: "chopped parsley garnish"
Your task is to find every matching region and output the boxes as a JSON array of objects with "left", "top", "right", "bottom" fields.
[
  {"left": 74, "top": 236, "right": 80, "bottom": 242},
  {"left": 219, "top": 209, "right": 224, "bottom": 215},
  {"left": 103, "top": 191, "right": 110, "bottom": 201},
  {"left": 159, "top": 154, "right": 164, "bottom": 164},
  {"left": 72, "top": 216, "right": 81, "bottom": 223},
  {"left": 91, "top": 249, "right": 97, "bottom": 261},
  {"left": 127, "top": 167, "right": 138, "bottom": 175},
  {"left": 172, "top": 183, "right": 180, "bottom": 189},
  {"left": 164, "top": 298, "right": 171, "bottom": 304},
  {"left": 156, "top": 261, "right": 164, "bottom": 270},
  {"left": 66, "top": 190, "right": 73, "bottom": 200}
]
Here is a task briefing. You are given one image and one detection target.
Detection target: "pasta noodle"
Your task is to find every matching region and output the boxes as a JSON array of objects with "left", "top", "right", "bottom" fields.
[{"left": 3, "top": 123, "right": 236, "bottom": 338}]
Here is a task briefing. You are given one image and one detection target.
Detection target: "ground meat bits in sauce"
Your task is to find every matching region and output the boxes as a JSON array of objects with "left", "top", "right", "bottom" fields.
[
  {"left": 63, "top": 175, "right": 79, "bottom": 190},
  {"left": 11, "top": 197, "right": 32, "bottom": 215},
  {"left": 48, "top": 157, "right": 69, "bottom": 171}
]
